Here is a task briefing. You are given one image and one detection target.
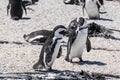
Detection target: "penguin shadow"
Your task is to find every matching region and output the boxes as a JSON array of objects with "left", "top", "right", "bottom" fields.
[
  {"left": 20, "top": 17, "right": 31, "bottom": 20},
  {"left": 99, "top": 11, "right": 107, "bottom": 14},
  {"left": 34, "top": 69, "right": 78, "bottom": 74},
  {"left": 74, "top": 60, "right": 107, "bottom": 66},
  {"left": 34, "top": 69, "right": 64, "bottom": 74},
  {"left": 86, "top": 18, "right": 113, "bottom": 22},
  {"left": 99, "top": 17, "right": 113, "bottom": 21}
]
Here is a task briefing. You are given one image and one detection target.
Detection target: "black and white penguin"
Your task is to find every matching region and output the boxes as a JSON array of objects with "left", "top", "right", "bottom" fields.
[
  {"left": 7, "top": 0, "right": 27, "bottom": 20},
  {"left": 23, "top": 30, "right": 52, "bottom": 44},
  {"left": 67, "top": 18, "right": 91, "bottom": 52},
  {"left": 65, "top": 17, "right": 90, "bottom": 62},
  {"left": 33, "top": 25, "right": 67, "bottom": 71},
  {"left": 83, "top": 0, "right": 102, "bottom": 19}
]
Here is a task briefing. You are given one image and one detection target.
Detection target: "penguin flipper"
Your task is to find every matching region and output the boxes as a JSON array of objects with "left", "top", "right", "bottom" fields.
[
  {"left": 82, "top": 2, "right": 85, "bottom": 16},
  {"left": 7, "top": 4, "right": 10, "bottom": 16},
  {"left": 57, "top": 46, "right": 62, "bottom": 58},
  {"left": 22, "top": 2, "right": 27, "bottom": 15},
  {"left": 86, "top": 37, "right": 91, "bottom": 52}
]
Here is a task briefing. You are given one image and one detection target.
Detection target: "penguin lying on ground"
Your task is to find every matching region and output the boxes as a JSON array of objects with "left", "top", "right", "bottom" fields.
[
  {"left": 68, "top": 20, "right": 120, "bottom": 40},
  {"left": 7, "top": 0, "right": 27, "bottom": 20},
  {"left": 23, "top": 30, "right": 52, "bottom": 44},
  {"left": 82, "top": 0, "right": 102, "bottom": 19},
  {"left": 33, "top": 25, "right": 68, "bottom": 71},
  {"left": 63, "top": 0, "right": 87, "bottom": 5},
  {"left": 65, "top": 17, "right": 90, "bottom": 62},
  {"left": 67, "top": 19, "right": 104, "bottom": 37},
  {"left": 64, "top": 0, "right": 80, "bottom": 5}
]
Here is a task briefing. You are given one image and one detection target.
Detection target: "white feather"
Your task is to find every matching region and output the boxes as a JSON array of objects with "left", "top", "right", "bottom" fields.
[
  {"left": 28, "top": 35, "right": 44, "bottom": 42},
  {"left": 85, "top": 0, "right": 99, "bottom": 18}
]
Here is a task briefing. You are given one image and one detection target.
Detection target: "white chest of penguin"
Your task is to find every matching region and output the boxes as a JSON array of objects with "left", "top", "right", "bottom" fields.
[
  {"left": 70, "top": 29, "right": 88, "bottom": 57},
  {"left": 48, "top": 39, "right": 61, "bottom": 65},
  {"left": 85, "top": 0, "right": 99, "bottom": 17}
]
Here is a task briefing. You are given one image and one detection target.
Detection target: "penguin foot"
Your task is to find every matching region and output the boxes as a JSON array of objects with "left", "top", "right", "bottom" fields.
[
  {"left": 65, "top": 57, "right": 72, "bottom": 62},
  {"left": 79, "top": 58, "right": 83, "bottom": 62},
  {"left": 46, "top": 67, "right": 52, "bottom": 71}
]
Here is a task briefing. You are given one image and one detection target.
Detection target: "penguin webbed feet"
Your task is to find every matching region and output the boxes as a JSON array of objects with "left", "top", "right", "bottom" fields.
[
  {"left": 65, "top": 57, "right": 72, "bottom": 63},
  {"left": 33, "top": 63, "right": 53, "bottom": 71},
  {"left": 79, "top": 58, "right": 83, "bottom": 62},
  {"left": 33, "top": 62, "right": 44, "bottom": 71}
]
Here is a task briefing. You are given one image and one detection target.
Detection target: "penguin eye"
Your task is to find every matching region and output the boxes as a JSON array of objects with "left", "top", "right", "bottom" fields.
[{"left": 71, "top": 26, "right": 75, "bottom": 29}]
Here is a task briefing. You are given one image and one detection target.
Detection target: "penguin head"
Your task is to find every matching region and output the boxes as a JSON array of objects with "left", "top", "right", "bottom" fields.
[
  {"left": 77, "top": 17, "right": 88, "bottom": 28},
  {"left": 67, "top": 18, "right": 78, "bottom": 36},
  {"left": 76, "top": 17, "right": 88, "bottom": 32},
  {"left": 23, "top": 34, "right": 29, "bottom": 42},
  {"left": 77, "top": 17, "right": 86, "bottom": 26},
  {"left": 53, "top": 25, "right": 67, "bottom": 38}
]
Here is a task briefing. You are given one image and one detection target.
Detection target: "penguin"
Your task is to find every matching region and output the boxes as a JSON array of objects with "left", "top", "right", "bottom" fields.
[
  {"left": 33, "top": 25, "right": 67, "bottom": 71},
  {"left": 82, "top": 0, "right": 102, "bottom": 19},
  {"left": 23, "top": 30, "right": 52, "bottom": 44},
  {"left": 67, "top": 18, "right": 91, "bottom": 52},
  {"left": 65, "top": 17, "right": 90, "bottom": 62},
  {"left": 7, "top": 0, "right": 27, "bottom": 20}
]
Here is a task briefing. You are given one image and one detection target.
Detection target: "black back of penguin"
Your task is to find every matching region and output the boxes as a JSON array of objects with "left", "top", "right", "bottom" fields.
[
  {"left": 23, "top": 30, "right": 52, "bottom": 43},
  {"left": 33, "top": 25, "right": 67, "bottom": 71}
]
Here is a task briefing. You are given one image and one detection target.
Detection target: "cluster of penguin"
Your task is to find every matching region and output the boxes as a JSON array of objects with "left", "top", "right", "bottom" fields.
[
  {"left": 64, "top": 0, "right": 104, "bottom": 19},
  {"left": 23, "top": 17, "right": 105, "bottom": 71},
  {"left": 7, "top": 0, "right": 104, "bottom": 20},
  {"left": 23, "top": 17, "right": 120, "bottom": 71},
  {"left": 6, "top": 0, "right": 119, "bottom": 71}
]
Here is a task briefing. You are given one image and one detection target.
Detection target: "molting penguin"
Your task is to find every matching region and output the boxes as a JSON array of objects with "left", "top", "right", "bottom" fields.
[
  {"left": 7, "top": 0, "right": 27, "bottom": 20},
  {"left": 33, "top": 25, "right": 67, "bottom": 71},
  {"left": 23, "top": 30, "right": 52, "bottom": 44},
  {"left": 65, "top": 17, "right": 90, "bottom": 62},
  {"left": 83, "top": 0, "right": 102, "bottom": 19}
]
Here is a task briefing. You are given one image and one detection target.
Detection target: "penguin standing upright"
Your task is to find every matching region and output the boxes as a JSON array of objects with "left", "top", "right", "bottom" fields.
[
  {"left": 65, "top": 17, "right": 89, "bottom": 62},
  {"left": 33, "top": 25, "right": 67, "bottom": 71},
  {"left": 7, "top": 0, "right": 27, "bottom": 20},
  {"left": 67, "top": 18, "right": 91, "bottom": 52},
  {"left": 83, "top": 0, "right": 102, "bottom": 19}
]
